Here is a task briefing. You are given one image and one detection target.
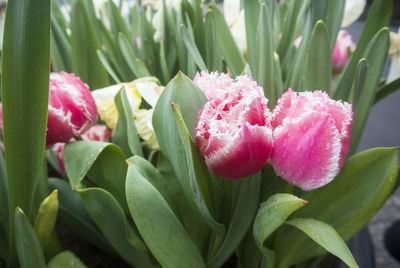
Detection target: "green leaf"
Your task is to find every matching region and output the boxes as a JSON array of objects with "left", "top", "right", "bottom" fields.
[
  {"left": 245, "top": 0, "right": 260, "bottom": 74},
  {"left": 309, "top": 0, "right": 345, "bottom": 49},
  {"left": 50, "top": 10, "right": 72, "bottom": 72},
  {"left": 113, "top": 88, "right": 144, "bottom": 157},
  {"left": 208, "top": 175, "right": 262, "bottom": 268},
  {"left": 285, "top": 218, "right": 358, "bottom": 268},
  {"left": 97, "top": 49, "right": 121, "bottom": 83},
  {"left": 118, "top": 33, "right": 151, "bottom": 78},
  {"left": 0, "top": 150, "right": 8, "bottom": 239},
  {"left": 48, "top": 178, "right": 112, "bottom": 253},
  {"left": 334, "top": 0, "right": 392, "bottom": 100},
  {"left": 47, "top": 251, "right": 87, "bottom": 268},
  {"left": 64, "top": 141, "right": 124, "bottom": 188},
  {"left": 204, "top": 12, "right": 223, "bottom": 72},
  {"left": 70, "top": 0, "right": 109, "bottom": 89},
  {"left": 34, "top": 190, "right": 59, "bottom": 249},
  {"left": 374, "top": 77, "right": 400, "bottom": 104},
  {"left": 1, "top": 0, "right": 50, "bottom": 264},
  {"left": 207, "top": 4, "right": 245, "bottom": 76},
  {"left": 104, "top": 0, "right": 129, "bottom": 39},
  {"left": 159, "top": 41, "right": 171, "bottom": 84},
  {"left": 126, "top": 160, "right": 206, "bottom": 268},
  {"left": 348, "top": 28, "right": 390, "bottom": 155},
  {"left": 253, "top": 194, "right": 307, "bottom": 267},
  {"left": 305, "top": 20, "right": 331, "bottom": 94},
  {"left": 273, "top": 147, "right": 398, "bottom": 266},
  {"left": 255, "top": 5, "right": 276, "bottom": 107},
  {"left": 180, "top": 24, "right": 208, "bottom": 71},
  {"left": 14, "top": 208, "right": 46, "bottom": 268},
  {"left": 78, "top": 187, "right": 156, "bottom": 267}
]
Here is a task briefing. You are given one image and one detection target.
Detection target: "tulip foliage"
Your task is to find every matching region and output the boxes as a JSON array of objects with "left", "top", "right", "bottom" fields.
[{"left": 0, "top": 0, "right": 399, "bottom": 267}]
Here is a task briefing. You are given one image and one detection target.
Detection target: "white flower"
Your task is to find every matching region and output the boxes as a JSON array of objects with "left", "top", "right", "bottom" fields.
[
  {"left": 342, "top": 0, "right": 366, "bottom": 27},
  {"left": 388, "top": 29, "right": 400, "bottom": 83}
]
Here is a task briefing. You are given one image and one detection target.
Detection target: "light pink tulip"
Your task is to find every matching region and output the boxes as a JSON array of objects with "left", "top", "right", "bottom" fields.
[
  {"left": 193, "top": 71, "right": 234, "bottom": 100},
  {"left": 53, "top": 124, "right": 111, "bottom": 173},
  {"left": 195, "top": 75, "right": 273, "bottom": 179},
  {"left": 47, "top": 72, "right": 98, "bottom": 147},
  {"left": 270, "top": 89, "right": 353, "bottom": 190},
  {"left": 332, "top": 30, "right": 356, "bottom": 75}
]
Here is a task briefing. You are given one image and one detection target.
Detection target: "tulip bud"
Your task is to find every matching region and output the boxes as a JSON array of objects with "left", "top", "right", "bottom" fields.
[
  {"left": 47, "top": 72, "right": 98, "bottom": 147},
  {"left": 332, "top": 30, "right": 355, "bottom": 75},
  {"left": 193, "top": 71, "right": 233, "bottom": 100},
  {"left": 270, "top": 89, "right": 353, "bottom": 191},
  {"left": 195, "top": 75, "right": 273, "bottom": 179}
]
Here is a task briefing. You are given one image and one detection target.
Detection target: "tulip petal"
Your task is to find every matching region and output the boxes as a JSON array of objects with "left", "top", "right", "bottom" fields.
[
  {"left": 272, "top": 112, "right": 341, "bottom": 191},
  {"left": 342, "top": 0, "right": 366, "bottom": 27}
]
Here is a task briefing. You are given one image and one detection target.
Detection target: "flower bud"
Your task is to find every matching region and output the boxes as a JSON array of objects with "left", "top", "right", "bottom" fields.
[
  {"left": 332, "top": 30, "right": 355, "bottom": 75},
  {"left": 270, "top": 89, "right": 353, "bottom": 191},
  {"left": 195, "top": 75, "right": 273, "bottom": 179},
  {"left": 47, "top": 72, "right": 98, "bottom": 147}
]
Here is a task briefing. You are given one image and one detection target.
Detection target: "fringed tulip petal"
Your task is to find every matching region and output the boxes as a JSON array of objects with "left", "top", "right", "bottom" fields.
[
  {"left": 47, "top": 72, "right": 98, "bottom": 146},
  {"left": 271, "top": 89, "right": 353, "bottom": 190},
  {"left": 195, "top": 74, "right": 273, "bottom": 179},
  {"left": 193, "top": 71, "right": 233, "bottom": 100}
]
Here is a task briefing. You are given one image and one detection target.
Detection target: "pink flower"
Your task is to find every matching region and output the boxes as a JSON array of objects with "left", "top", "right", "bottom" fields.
[
  {"left": 195, "top": 75, "right": 273, "bottom": 179},
  {"left": 53, "top": 124, "right": 111, "bottom": 173},
  {"left": 270, "top": 89, "right": 353, "bottom": 191},
  {"left": 47, "top": 72, "right": 98, "bottom": 147},
  {"left": 193, "top": 71, "right": 233, "bottom": 100},
  {"left": 332, "top": 30, "right": 355, "bottom": 75}
]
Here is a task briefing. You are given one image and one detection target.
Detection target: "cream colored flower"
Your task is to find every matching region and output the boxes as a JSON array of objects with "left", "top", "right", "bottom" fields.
[
  {"left": 388, "top": 29, "right": 400, "bottom": 83},
  {"left": 92, "top": 82, "right": 142, "bottom": 129},
  {"left": 342, "top": 0, "right": 366, "bottom": 27},
  {"left": 134, "top": 83, "right": 165, "bottom": 150}
]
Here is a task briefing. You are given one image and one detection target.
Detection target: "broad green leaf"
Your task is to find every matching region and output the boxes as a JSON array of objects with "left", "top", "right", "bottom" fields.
[
  {"left": 64, "top": 141, "right": 124, "bottom": 188},
  {"left": 274, "top": 147, "right": 398, "bottom": 266},
  {"left": 207, "top": 4, "right": 245, "bottom": 76},
  {"left": 180, "top": 24, "right": 208, "bottom": 71},
  {"left": 374, "top": 77, "right": 400, "bottom": 104},
  {"left": 34, "top": 190, "right": 58, "bottom": 249},
  {"left": 14, "top": 208, "right": 46, "bottom": 268},
  {"left": 78, "top": 188, "right": 156, "bottom": 267},
  {"left": 255, "top": 5, "right": 276, "bottom": 107},
  {"left": 348, "top": 58, "right": 368, "bottom": 106},
  {"left": 48, "top": 178, "right": 112, "bottom": 253},
  {"left": 305, "top": 20, "right": 331, "bottom": 94},
  {"left": 285, "top": 218, "right": 358, "bottom": 268},
  {"left": 208, "top": 175, "right": 261, "bottom": 268},
  {"left": 126, "top": 161, "right": 206, "bottom": 268},
  {"left": 70, "top": 0, "right": 109, "bottom": 89},
  {"left": 1, "top": 1, "right": 50, "bottom": 264},
  {"left": 334, "top": 0, "right": 392, "bottom": 100},
  {"left": 113, "top": 88, "right": 144, "bottom": 157},
  {"left": 48, "top": 251, "right": 87, "bottom": 268},
  {"left": 245, "top": 0, "right": 260, "bottom": 74},
  {"left": 253, "top": 194, "right": 306, "bottom": 267},
  {"left": 0, "top": 150, "right": 8, "bottom": 239},
  {"left": 170, "top": 103, "right": 224, "bottom": 252},
  {"left": 348, "top": 28, "right": 390, "bottom": 155}
]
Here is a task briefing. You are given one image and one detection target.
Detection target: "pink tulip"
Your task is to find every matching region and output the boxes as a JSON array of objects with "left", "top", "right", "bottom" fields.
[
  {"left": 47, "top": 72, "right": 98, "bottom": 147},
  {"left": 53, "top": 124, "right": 111, "bottom": 173},
  {"left": 193, "top": 71, "right": 233, "bottom": 100},
  {"left": 270, "top": 89, "right": 353, "bottom": 191},
  {"left": 332, "top": 30, "right": 355, "bottom": 75},
  {"left": 195, "top": 75, "right": 273, "bottom": 179}
]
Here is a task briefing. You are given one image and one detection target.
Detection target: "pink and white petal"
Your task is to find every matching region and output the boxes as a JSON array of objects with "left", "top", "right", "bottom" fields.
[
  {"left": 205, "top": 124, "right": 272, "bottom": 179},
  {"left": 271, "top": 112, "right": 342, "bottom": 191},
  {"left": 271, "top": 88, "right": 297, "bottom": 128},
  {"left": 46, "top": 107, "right": 76, "bottom": 146}
]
